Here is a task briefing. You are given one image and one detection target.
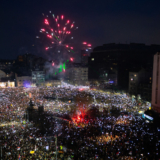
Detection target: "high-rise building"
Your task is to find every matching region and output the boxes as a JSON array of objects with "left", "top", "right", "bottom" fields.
[
  {"left": 152, "top": 52, "right": 160, "bottom": 112},
  {"left": 0, "top": 60, "right": 14, "bottom": 70},
  {"left": 129, "top": 69, "right": 152, "bottom": 101},
  {"left": 32, "top": 69, "right": 45, "bottom": 87},
  {"left": 16, "top": 74, "right": 32, "bottom": 87},
  {"left": 81, "top": 50, "right": 89, "bottom": 64},
  {"left": 66, "top": 63, "right": 88, "bottom": 86},
  {"left": 89, "top": 43, "right": 160, "bottom": 90}
]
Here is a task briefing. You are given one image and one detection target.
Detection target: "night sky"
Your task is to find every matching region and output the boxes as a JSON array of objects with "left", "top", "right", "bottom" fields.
[{"left": 1, "top": 0, "right": 160, "bottom": 59}]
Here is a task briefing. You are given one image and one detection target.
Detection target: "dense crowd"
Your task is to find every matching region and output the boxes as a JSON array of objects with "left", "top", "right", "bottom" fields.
[{"left": 0, "top": 86, "right": 159, "bottom": 160}]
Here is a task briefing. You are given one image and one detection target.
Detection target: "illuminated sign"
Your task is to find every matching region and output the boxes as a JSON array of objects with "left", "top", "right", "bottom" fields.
[
  {"left": 144, "top": 114, "right": 153, "bottom": 121},
  {"left": 138, "top": 111, "right": 144, "bottom": 114},
  {"left": 30, "top": 151, "right": 35, "bottom": 154},
  {"left": 109, "top": 81, "right": 114, "bottom": 83}
]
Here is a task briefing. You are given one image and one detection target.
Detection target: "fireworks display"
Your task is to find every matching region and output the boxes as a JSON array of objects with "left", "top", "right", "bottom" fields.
[
  {"left": 82, "top": 42, "right": 92, "bottom": 51},
  {"left": 39, "top": 11, "right": 78, "bottom": 54},
  {"left": 38, "top": 11, "right": 93, "bottom": 77}
]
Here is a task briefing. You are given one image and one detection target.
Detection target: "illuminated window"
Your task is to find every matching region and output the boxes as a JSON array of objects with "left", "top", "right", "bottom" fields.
[
  {"left": 91, "top": 58, "right": 94, "bottom": 61},
  {"left": 150, "top": 77, "right": 152, "bottom": 80},
  {"left": 131, "top": 78, "right": 133, "bottom": 81},
  {"left": 134, "top": 74, "right": 136, "bottom": 77}
]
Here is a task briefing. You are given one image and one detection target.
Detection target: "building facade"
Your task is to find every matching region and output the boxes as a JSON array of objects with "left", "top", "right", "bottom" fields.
[
  {"left": 81, "top": 50, "right": 89, "bottom": 65},
  {"left": 0, "top": 80, "right": 15, "bottom": 88},
  {"left": 16, "top": 76, "right": 32, "bottom": 87},
  {"left": 129, "top": 69, "right": 152, "bottom": 101},
  {"left": 152, "top": 52, "right": 160, "bottom": 112},
  {"left": 0, "top": 60, "right": 14, "bottom": 70},
  {"left": 67, "top": 64, "right": 88, "bottom": 86},
  {"left": 32, "top": 70, "right": 45, "bottom": 87},
  {"left": 0, "top": 70, "right": 6, "bottom": 79},
  {"left": 129, "top": 72, "right": 139, "bottom": 95},
  {"left": 45, "top": 80, "right": 61, "bottom": 87},
  {"left": 89, "top": 43, "right": 160, "bottom": 90}
]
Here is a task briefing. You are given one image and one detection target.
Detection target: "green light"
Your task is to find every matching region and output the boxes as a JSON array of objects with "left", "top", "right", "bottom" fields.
[
  {"left": 63, "top": 62, "right": 66, "bottom": 70},
  {"left": 55, "top": 60, "right": 69, "bottom": 75},
  {"left": 59, "top": 65, "right": 63, "bottom": 72},
  {"left": 54, "top": 35, "right": 60, "bottom": 41}
]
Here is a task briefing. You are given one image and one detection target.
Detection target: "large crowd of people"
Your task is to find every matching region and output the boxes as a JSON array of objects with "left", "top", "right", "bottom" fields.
[{"left": 0, "top": 86, "right": 159, "bottom": 159}]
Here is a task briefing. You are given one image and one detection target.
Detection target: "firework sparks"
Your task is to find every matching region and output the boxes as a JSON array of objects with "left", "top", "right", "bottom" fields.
[
  {"left": 82, "top": 42, "right": 92, "bottom": 50},
  {"left": 39, "top": 12, "right": 77, "bottom": 53}
]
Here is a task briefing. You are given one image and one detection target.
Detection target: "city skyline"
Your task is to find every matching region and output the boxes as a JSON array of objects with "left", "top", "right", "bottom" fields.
[{"left": 1, "top": 0, "right": 160, "bottom": 59}]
